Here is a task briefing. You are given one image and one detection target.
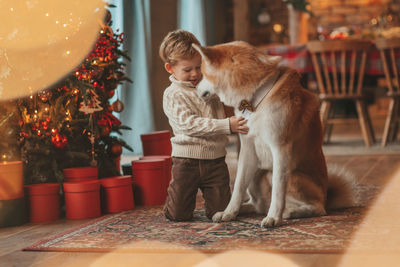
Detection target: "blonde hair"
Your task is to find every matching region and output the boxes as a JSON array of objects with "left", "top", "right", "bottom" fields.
[{"left": 159, "top": 29, "right": 201, "bottom": 66}]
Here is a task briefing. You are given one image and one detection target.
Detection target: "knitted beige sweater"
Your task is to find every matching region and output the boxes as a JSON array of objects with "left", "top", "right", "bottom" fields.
[{"left": 163, "top": 76, "right": 231, "bottom": 159}]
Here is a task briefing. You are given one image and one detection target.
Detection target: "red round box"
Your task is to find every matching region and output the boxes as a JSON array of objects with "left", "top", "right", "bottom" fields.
[
  {"left": 139, "top": 155, "right": 172, "bottom": 186},
  {"left": 63, "top": 180, "right": 101, "bottom": 220},
  {"left": 63, "top": 167, "right": 98, "bottom": 183},
  {"left": 132, "top": 159, "right": 167, "bottom": 206},
  {"left": 25, "top": 183, "right": 60, "bottom": 223},
  {"left": 0, "top": 161, "right": 24, "bottom": 200},
  {"left": 140, "top": 130, "right": 172, "bottom": 156},
  {"left": 100, "top": 176, "right": 134, "bottom": 213}
]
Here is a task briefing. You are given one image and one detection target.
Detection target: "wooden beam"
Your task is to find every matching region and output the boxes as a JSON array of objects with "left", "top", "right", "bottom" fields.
[{"left": 233, "top": 0, "right": 249, "bottom": 42}]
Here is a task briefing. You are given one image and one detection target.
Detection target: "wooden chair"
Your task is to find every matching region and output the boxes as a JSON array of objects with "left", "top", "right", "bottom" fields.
[
  {"left": 306, "top": 40, "right": 375, "bottom": 147},
  {"left": 375, "top": 38, "right": 400, "bottom": 146}
]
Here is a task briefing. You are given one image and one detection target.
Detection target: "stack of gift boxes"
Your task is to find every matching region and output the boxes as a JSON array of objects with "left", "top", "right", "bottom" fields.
[{"left": 0, "top": 130, "right": 172, "bottom": 225}]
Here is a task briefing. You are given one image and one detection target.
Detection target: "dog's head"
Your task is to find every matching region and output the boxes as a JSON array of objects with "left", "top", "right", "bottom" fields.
[{"left": 192, "top": 41, "right": 281, "bottom": 107}]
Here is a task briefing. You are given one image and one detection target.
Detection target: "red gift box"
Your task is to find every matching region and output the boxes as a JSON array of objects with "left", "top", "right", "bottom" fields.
[
  {"left": 139, "top": 155, "right": 172, "bottom": 187},
  {"left": 63, "top": 166, "right": 98, "bottom": 183},
  {"left": 25, "top": 183, "right": 60, "bottom": 223},
  {"left": 100, "top": 176, "right": 134, "bottom": 213},
  {"left": 132, "top": 159, "right": 167, "bottom": 206},
  {"left": 140, "top": 130, "right": 172, "bottom": 156},
  {"left": 0, "top": 161, "right": 24, "bottom": 200},
  {"left": 63, "top": 180, "right": 101, "bottom": 219}
]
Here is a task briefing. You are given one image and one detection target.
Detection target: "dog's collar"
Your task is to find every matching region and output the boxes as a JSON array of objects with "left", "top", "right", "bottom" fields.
[{"left": 238, "top": 70, "right": 280, "bottom": 115}]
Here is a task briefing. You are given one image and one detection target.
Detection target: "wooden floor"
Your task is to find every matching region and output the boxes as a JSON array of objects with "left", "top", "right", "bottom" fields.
[{"left": 1, "top": 113, "right": 400, "bottom": 267}]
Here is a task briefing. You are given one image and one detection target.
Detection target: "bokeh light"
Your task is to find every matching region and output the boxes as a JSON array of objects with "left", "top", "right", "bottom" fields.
[{"left": 0, "top": 0, "right": 106, "bottom": 100}]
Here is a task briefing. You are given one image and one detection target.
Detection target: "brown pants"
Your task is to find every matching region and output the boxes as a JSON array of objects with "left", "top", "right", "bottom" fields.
[{"left": 164, "top": 156, "right": 231, "bottom": 221}]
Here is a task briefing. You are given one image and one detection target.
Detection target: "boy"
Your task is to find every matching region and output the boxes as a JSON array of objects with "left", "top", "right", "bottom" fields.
[{"left": 159, "top": 29, "right": 248, "bottom": 221}]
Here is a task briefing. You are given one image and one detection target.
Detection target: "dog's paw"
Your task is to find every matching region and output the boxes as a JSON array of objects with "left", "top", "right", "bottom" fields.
[
  {"left": 212, "top": 211, "right": 236, "bottom": 222},
  {"left": 212, "top": 212, "right": 224, "bottom": 222},
  {"left": 260, "top": 216, "right": 282, "bottom": 228}
]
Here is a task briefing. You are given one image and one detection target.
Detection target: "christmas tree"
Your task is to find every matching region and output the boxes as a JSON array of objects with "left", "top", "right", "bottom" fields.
[
  {"left": 0, "top": 102, "right": 20, "bottom": 162},
  {"left": 0, "top": 7, "right": 132, "bottom": 185}
]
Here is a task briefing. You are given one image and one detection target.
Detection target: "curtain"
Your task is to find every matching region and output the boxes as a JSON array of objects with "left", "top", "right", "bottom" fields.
[
  {"left": 111, "top": 0, "right": 154, "bottom": 155},
  {"left": 178, "top": 0, "right": 207, "bottom": 45}
]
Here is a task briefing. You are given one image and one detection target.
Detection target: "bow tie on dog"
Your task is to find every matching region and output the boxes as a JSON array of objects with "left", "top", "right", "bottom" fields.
[{"left": 238, "top": 70, "right": 280, "bottom": 119}]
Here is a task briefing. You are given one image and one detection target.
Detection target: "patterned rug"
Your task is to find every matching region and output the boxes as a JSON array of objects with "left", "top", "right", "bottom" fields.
[{"left": 24, "top": 204, "right": 370, "bottom": 254}]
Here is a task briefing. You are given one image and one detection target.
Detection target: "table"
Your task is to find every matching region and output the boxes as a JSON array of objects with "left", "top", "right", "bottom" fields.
[{"left": 262, "top": 43, "right": 390, "bottom": 76}]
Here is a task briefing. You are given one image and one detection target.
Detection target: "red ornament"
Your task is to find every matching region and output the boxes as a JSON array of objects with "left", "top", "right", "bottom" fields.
[
  {"left": 38, "top": 90, "right": 52, "bottom": 102},
  {"left": 100, "top": 126, "right": 111, "bottom": 137},
  {"left": 108, "top": 143, "right": 123, "bottom": 157},
  {"left": 112, "top": 99, "right": 124, "bottom": 113},
  {"left": 105, "top": 104, "right": 113, "bottom": 112},
  {"left": 106, "top": 90, "right": 115, "bottom": 99},
  {"left": 41, "top": 121, "right": 49, "bottom": 130},
  {"left": 61, "top": 85, "right": 71, "bottom": 92},
  {"left": 97, "top": 112, "right": 121, "bottom": 128},
  {"left": 51, "top": 133, "right": 68, "bottom": 149}
]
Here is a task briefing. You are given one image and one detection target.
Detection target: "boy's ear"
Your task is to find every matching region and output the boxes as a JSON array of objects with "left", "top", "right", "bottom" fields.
[{"left": 164, "top": 63, "right": 173, "bottom": 74}]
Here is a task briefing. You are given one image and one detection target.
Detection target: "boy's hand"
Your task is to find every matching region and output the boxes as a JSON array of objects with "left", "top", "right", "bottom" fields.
[{"left": 229, "top": 116, "right": 249, "bottom": 134}]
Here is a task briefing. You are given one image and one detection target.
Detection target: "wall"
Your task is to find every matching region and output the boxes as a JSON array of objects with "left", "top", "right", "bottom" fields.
[
  {"left": 149, "top": 0, "right": 177, "bottom": 132},
  {"left": 309, "top": 0, "right": 400, "bottom": 39}
]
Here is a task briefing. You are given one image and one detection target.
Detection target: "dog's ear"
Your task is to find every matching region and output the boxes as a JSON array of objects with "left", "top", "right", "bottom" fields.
[
  {"left": 192, "top": 43, "right": 213, "bottom": 65},
  {"left": 268, "top": 55, "right": 282, "bottom": 65},
  {"left": 256, "top": 54, "right": 281, "bottom": 68}
]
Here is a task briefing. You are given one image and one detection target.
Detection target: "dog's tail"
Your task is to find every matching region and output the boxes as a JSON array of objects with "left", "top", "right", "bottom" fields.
[{"left": 326, "top": 164, "right": 361, "bottom": 210}]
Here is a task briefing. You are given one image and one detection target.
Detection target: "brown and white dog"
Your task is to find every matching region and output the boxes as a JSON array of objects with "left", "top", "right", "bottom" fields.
[{"left": 193, "top": 41, "right": 358, "bottom": 228}]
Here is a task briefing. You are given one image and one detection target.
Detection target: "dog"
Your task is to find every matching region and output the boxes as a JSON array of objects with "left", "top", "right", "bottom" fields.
[{"left": 192, "top": 41, "right": 358, "bottom": 228}]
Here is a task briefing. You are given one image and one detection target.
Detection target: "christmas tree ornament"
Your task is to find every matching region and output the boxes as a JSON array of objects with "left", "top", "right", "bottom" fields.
[
  {"left": 109, "top": 143, "right": 123, "bottom": 157},
  {"left": 98, "top": 112, "right": 121, "bottom": 128},
  {"left": 105, "top": 104, "right": 113, "bottom": 113},
  {"left": 72, "top": 88, "right": 80, "bottom": 95},
  {"left": 112, "top": 99, "right": 124, "bottom": 113},
  {"left": 79, "top": 90, "right": 103, "bottom": 114},
  {"left": 38, "top": 90, "right": 52, "bottom": 102},
  {"left": 89, "top": 134, "right": 97, "bottom": 167},
  {"left": 100, "top": 125, "right": 112, "bottom": 137},
  {"left": 88, "top": 115, "right": 97, "bottom": 167},
  {"left": 51, "top": 133, "right": 68, "bottom": 149},
  {"left": 106, "top": 90, "right": 115, "bottom": 99}
]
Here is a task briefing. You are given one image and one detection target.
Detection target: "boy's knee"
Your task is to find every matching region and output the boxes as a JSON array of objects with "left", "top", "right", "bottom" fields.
[{"left": 164, "top": 206, "right": 193, "bottom": 222}]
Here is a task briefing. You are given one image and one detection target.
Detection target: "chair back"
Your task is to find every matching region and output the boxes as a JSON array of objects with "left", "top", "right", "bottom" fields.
[
  {"left": 375, "top": 38, "right": 400, "bottom": 97},
  {"left": 306, "top": 40, "right": 372, "bottom": 99}
]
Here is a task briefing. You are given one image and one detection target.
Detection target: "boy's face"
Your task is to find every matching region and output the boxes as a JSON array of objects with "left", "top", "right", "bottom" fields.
[{"left": 165, "top": 55, "right": 202, "bottom": 86}]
